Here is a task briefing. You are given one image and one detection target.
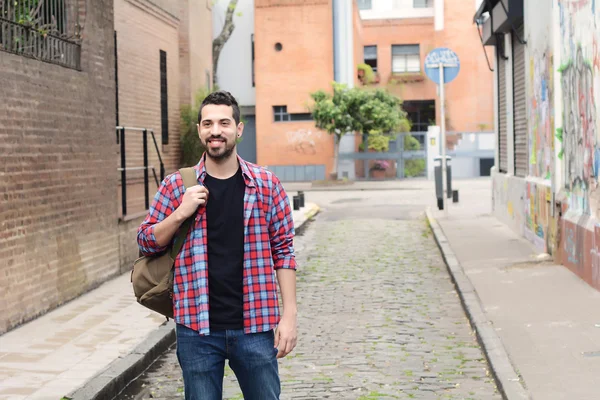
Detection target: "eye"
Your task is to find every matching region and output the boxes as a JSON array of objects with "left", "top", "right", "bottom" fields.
[
  {"left": 222, "top": 120, "right": 230, "bottom": 126},
  {"left": 202, "top": 121, "right": 211, "bottom": 127}
]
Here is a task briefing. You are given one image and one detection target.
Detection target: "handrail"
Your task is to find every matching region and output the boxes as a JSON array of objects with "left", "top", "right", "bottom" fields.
[{"left": 116, "top": 127, "right": 165, "bottom": 218}]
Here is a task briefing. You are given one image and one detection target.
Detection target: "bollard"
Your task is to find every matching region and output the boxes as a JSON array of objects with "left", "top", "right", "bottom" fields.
[
  {"left": 298, "top": 191, "right": 305, "bottom": 208},
  {"left": 293, "top": 195, "right": 300, "bottom": 210},
  {"left": 452, "top": 190, "right": 459, "bottom": 203}
]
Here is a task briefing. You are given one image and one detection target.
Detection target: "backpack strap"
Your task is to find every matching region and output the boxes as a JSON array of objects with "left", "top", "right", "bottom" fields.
[{"left": 169, "top": 167, "right": 198, "bottom": 259}]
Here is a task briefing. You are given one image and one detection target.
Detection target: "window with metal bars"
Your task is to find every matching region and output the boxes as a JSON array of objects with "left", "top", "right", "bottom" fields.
[
  {"left": 0, "top": 0, "right": 80, "bottom": 69},
  {"left": 160, "top": 50, "right": 169, "bottom": 145}
]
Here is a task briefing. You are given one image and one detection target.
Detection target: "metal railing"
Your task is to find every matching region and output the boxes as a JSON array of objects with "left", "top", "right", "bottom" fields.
[
  {"left": 116, "top": 126, "right": 165, "bottom": 217},
  {"left": 0, "top": 0, "right": 80, "bottom": 69}
]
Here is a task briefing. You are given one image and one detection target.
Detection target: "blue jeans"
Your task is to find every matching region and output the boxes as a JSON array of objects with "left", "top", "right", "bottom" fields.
[{"left": 176, "top": 324, "right": 280, "bottom": 400}]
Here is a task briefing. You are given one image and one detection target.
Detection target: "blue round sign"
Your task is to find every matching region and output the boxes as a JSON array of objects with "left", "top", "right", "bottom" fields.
[{"left": 424, "top": 47, "right": 460, "bottom": 85}]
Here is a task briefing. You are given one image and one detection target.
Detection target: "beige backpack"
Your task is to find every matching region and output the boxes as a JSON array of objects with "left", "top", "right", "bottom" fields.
[{"left": 131, "top": 167, "right": 197, "bottom": 319}]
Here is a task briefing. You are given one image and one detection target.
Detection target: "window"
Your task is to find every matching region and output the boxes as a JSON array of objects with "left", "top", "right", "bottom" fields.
[
  {"left": 0, "top": 0, "right": 80, "bottom": 69},
  {"left": 160, "top": 50, "right": 169, "bottom": 145},
  {"left": 357, "top": 0, "right": 372, "bottom": 10},
  {"left": 273, "top": 106, "right": 312, "bottom": 122},
  {"left": 413, "top": 0, "right": 432, "bottom": 7},
  {"left": 364, "top": 45, "right": 377, "bottom": 72},
  {"left": 392, "top": 45, "right": 420, "bottom": 73}
]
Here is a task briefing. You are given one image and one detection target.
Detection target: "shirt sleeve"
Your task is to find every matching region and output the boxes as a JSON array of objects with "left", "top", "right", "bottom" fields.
[
  {"left": 137, "top": 175, "right": 175, "bottom": 256},
  {"left": 269, "top": 176, "right": 297, "bottom": 270}
]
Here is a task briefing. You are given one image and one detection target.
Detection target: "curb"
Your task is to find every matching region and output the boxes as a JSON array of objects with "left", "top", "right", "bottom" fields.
[
  {"left": 68, "top": 204, "right": 320, "bottom": 400},
  {"left": 67, "top": 321, "right": 176, "bottom": 400},
  {"left": 425, "top": 208, "right": 530, "bottom": 400}
]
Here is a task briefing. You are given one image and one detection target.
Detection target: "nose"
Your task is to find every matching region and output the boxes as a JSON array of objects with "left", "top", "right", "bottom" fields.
[{"left": 210, "top": 124, "right": 220, "bottom": 135}]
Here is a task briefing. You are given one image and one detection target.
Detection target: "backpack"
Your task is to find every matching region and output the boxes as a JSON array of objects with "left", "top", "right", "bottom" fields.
[{"left": 131, "top": 167, "right": 197, "bottom": 319}]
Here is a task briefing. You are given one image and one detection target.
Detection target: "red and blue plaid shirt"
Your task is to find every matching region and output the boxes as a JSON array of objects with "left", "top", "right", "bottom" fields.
[{"left": 137, "top": 155, "right": 297, "bottom": 335}]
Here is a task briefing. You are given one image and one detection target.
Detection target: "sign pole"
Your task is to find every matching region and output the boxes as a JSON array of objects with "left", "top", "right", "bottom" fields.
[
  {"left": 439, "top": 62, "right": 447, "bottom": 216},
  {"left": 424, "top": 47, "right": 459, "bottom": 216}
]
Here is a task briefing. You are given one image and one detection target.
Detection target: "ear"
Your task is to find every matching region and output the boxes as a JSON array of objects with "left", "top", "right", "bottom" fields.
[
  {"left": 236, "top": 121, "right": 244, "bottom": 138},
  {"left": 197, "top": 123, "right": 201, "bottom": 139}
]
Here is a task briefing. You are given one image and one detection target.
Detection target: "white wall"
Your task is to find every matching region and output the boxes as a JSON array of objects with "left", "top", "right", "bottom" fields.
[
  {"left": 360, "top": 0, "right": 434, "bottom": 20},
  {"left": 212, "top": 0, "right": 255, "bottom": 106}
]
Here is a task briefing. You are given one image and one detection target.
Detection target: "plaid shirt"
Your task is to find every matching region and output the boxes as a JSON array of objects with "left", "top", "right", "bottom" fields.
[{"left": 137, "top": 155, "right": 297, "bottom": 335}]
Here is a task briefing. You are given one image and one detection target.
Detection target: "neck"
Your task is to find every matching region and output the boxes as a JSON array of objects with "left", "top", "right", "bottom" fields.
[{"left": 204, "top": 152, "right": 239, "bottom": 179}]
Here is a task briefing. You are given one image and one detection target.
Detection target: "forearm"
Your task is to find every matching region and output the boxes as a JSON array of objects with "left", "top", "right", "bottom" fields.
[
  {"left": 152, "top": 208, "right": 188, "bottom": 248},
  {"left": 276, "top": 269, "right": 297, "bottom": 318}
]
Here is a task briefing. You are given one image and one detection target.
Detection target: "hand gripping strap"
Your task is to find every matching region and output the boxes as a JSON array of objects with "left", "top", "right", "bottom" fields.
[{"left": 169, "top": 167, "right": 198, "bottom": 259}]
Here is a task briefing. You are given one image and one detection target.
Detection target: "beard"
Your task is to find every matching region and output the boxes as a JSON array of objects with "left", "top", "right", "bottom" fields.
[{"left": 203, "top": 136, "right": 236, "bottom": 162}]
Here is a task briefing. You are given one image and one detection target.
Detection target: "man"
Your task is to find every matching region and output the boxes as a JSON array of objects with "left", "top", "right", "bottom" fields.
[{"left": 137, "top": 91, "right": 297, "bottom": 399}]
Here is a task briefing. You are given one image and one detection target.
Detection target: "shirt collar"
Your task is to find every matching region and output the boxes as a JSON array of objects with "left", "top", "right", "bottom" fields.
[{"left": 194, "top": 152, "right": 256, "bottom": 188}]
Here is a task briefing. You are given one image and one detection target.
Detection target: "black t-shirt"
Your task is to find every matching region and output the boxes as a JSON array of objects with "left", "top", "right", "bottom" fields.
[{"left": 203, "top": 168, "right": 245, "bottom": 330}]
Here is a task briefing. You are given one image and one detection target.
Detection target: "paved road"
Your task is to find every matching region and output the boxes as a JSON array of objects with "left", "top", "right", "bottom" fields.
[{"left": 117, "top": 189, "right": 500, "bottom": 399}]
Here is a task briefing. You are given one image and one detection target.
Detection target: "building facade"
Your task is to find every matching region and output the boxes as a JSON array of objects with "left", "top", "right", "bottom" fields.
[
  {"left": 0, "top": 0, "right": 213, "bottom": 334},
  {"left": 476, "top": 0, "right": 600, "bottom": 290},
  {"left": 0, "top": 0, "right": 118, "bottom": 334},
  {"left": 249, "top": 0, "right": 495, "bottom": 181}
]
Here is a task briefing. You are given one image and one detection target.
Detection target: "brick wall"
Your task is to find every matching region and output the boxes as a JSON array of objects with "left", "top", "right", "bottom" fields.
[
  {"left": 254, "top": 0, "right": 336, "bottom": 176},
  {"left": 179, "top": 0, "right": 213, "bottom": 106},
  {"left": 361, "top": 1, "right": 494, "bottom": 133},
  {"left": 362, "top": 18, "right": 438, "bottom": 106},
  {"left": 0, "top": 0, "right": 117, "bottom": 334},
  {"left": 114, "top": 0, "right": 181, "bottom": 208}
]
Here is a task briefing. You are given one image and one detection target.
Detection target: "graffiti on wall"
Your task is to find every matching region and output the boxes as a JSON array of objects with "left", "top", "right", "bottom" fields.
[
  {"left": 529, "top": 51, "right": 554, "bottom": 179},
  {"left": 560, "top": 47, "right": 597, "bottom": 198},
  {"left": 286, "top": 129, "right": 323, "bottom": 155},
  {"left": 557, "top": 0, "right": 600, "bottom": 216},
  {"left": 492, "top": 173, "right": 526, "bottom": 236},
  {"left": 523, "top": 181, "right": 558, "bottom": 254}
]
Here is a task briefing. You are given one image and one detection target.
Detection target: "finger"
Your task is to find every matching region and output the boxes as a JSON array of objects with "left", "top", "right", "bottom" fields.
[
  {"left": 284, "top": 337, "right": 295, "bottom": 357},
  {"left": 276, "top": 337, "right": 287, "bottom": 359}
]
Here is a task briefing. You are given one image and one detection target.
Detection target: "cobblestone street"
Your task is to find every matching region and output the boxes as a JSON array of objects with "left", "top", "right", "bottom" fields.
[{"left": 117, "top": 194, "right": 501, "bottom": 399}]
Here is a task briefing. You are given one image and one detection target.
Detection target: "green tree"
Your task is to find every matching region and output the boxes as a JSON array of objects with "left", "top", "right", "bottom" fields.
[{"left": 309, "top": 83, "right": 410, "bottom": 176}]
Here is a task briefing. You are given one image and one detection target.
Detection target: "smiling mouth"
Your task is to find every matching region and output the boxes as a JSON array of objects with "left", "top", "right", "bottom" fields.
[{"left": 208, "top": 138, "right": 226, "bottom": 145}]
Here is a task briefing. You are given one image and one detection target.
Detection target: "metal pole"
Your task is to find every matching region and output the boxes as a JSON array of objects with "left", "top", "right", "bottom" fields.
[
  {"left": 120, "top": 127, "right": 127, "bottom": 217},
  {"left": 143, "top": 129, "right": 149, "bottom": 210},
  {"left": 439, "top": 62, "right": 447, "bottom": 216}
]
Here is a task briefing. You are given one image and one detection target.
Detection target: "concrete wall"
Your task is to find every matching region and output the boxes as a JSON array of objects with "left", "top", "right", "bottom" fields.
[
  {"left": 491, "top": 0, "right": 600, "bottom": 291},
  {"left": 213, "top": 0, "right": 255, "bottom": 106},
  {"left": 0, "top": 0, "right": 117, "bottom": 334},
  {"left": 254, "top": 0, "right": 335, "bottom": 175}
]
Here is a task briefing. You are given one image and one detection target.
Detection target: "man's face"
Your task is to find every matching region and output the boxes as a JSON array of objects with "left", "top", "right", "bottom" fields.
[{"left": 197, "top": 104, "right": 243, "bottom": 161}]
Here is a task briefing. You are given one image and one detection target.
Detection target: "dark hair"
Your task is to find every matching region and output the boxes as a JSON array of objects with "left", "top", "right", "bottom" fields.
[{"left": 198, "top": 90, "right": 241, "bottom": 126}]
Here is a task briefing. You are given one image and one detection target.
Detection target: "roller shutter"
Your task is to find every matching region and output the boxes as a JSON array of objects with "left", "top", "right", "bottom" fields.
[
  {"left": 497, "top": 39, "right": 507, "bottom": 173},
  {"left": 513, "top": 24, "right": 527, "bottom": 177}
]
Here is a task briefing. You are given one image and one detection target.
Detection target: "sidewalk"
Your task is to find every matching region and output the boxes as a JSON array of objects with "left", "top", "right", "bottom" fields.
[
  {"left": 0, "top": 202, "right": 320, "bottom": 400},
  {"left": 427, "top": 181, "right": 600, "bottom": 400}
]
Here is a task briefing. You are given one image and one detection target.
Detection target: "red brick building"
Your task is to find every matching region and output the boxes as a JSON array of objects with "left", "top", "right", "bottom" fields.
[
  {"left": 0, "top": 0, "right": 213, "bottom": 334},
  {"left": 253, "top": 0, "right": 494, "bottom": 180}
]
